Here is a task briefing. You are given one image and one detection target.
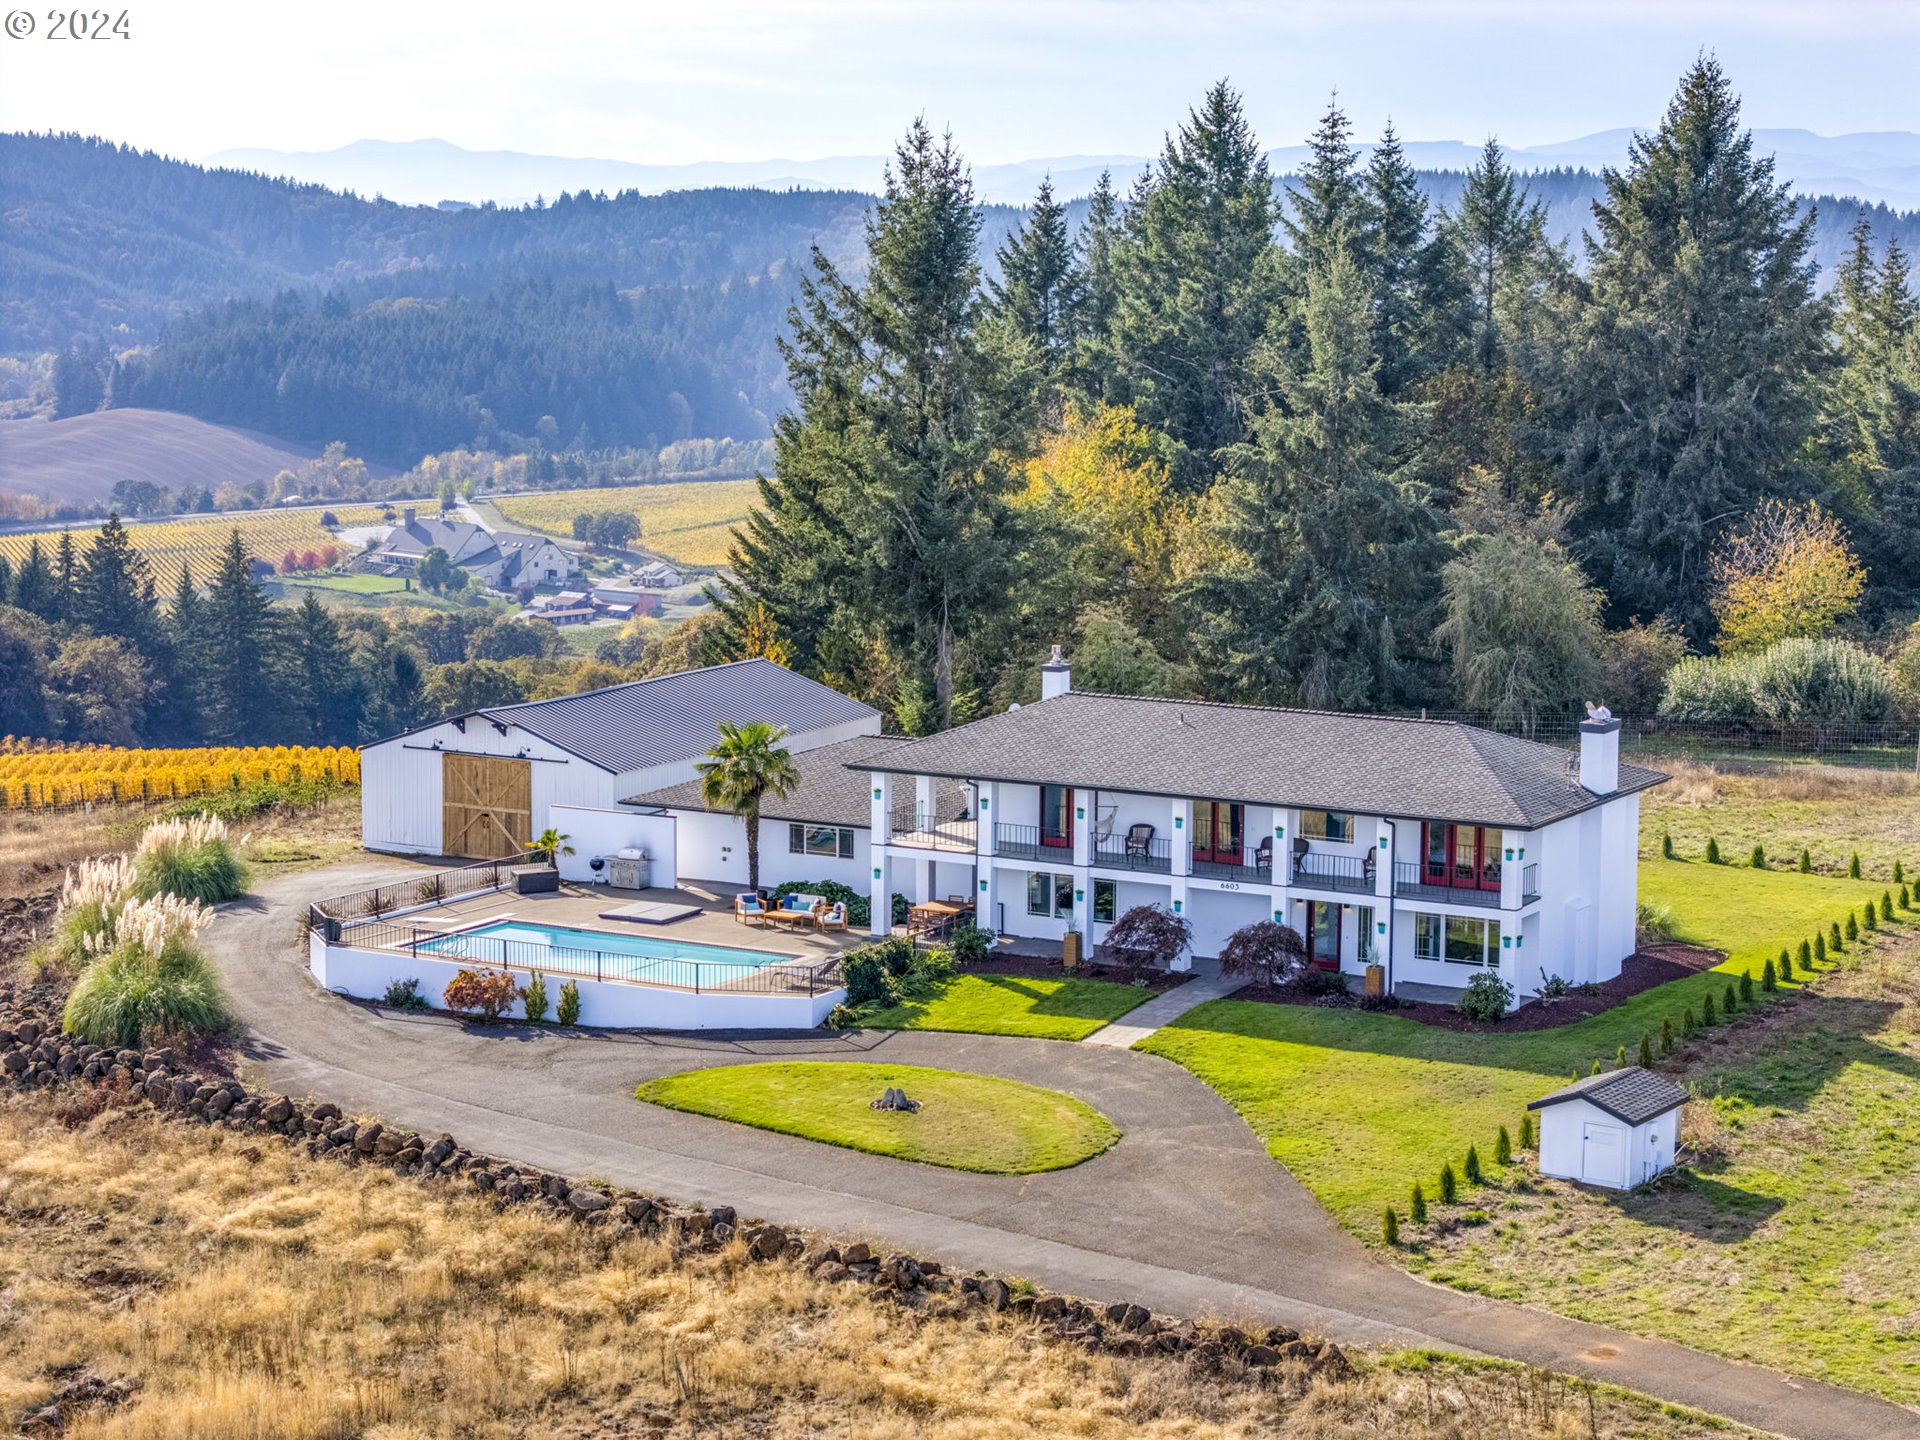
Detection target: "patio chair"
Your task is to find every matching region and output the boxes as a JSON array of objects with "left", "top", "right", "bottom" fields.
[
  {"left": 734, "top": 892, "right": 768, "bottom": 926},
  {"left": 946, "top": 894, "right": 969, "bottom": 906},
  {"left": 1124, "top": 822, "right": 1155, "bottom": 861},
  {"left": 1253, "top": 836, "right": 1274, "bottom": 871},
  {"left": 819, "top": 901, "right": 849, "bottom": 932}
]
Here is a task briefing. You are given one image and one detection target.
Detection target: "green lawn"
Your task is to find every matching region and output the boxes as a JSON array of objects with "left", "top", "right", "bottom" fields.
[
  {"left": 1414, "top": 930, "right": 1920, "bottom": 1405},
  {"left": 1643, "top": 766, "right": 1919, "bottom": 879},
  {"left": 280, "top": 572, "right": 408, "bottom": 594},
  {"left": 635, "top": 1061, "right": 1119, "bottom": 1174},
  {"left": 1140, "top": 861, "right": 1898, "bottom": 1231},
  {"left": 860, "top": 972, "right": 1157, "bottom": 1041}
]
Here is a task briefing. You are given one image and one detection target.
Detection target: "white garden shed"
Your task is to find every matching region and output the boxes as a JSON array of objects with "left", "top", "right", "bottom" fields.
[{"left": 1527, "top": 1066, "right": 1687, "bottom": 1191}]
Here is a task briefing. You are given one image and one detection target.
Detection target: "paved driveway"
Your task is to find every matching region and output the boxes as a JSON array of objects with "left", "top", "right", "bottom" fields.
[{"left": 208, "top": 859, "right": 1918, "bottom": 1440}]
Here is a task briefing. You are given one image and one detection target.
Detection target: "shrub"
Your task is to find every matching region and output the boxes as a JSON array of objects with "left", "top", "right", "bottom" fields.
[
  {"left": 1591, "top": 1059, "right": 1603, "bottom": 1075},
  {"left": 1455, "top": 972, "right": 1514, "bottom": 1024},
  {"left": 1410, "top": 1182, "right": 1428, "bottom": 1223},
  {"left": 130, "top": 815, "right": 249, "bottom": 904},
  {"left": 1661, "top": 1016, "right": 1675, "bottom": 1052},
  {"left": 1496, "top": 1126, "right": 1513, "bottom": 1165},
  {"left": 1464, "top": 1144, "right": 1482, "bottom": 1184},
  {"left": 1845, "top": 913, "right": 1859, "bottom": 942},
  {"left": 61, "top": 894, "right": 232, "bottom": 1048},
  {"left": 1832, "top": 919, "right": 1846, "bottom": 950},
  {"left": 1614, "top": 1044, "right": 1628, "bottom": 1070},
  {"left": 1660, "top": 638, "right": 1895, "bottom": 724},
  {"left": 891, "top": 893, "right": 911, "bottom": 927},
  {"left": 442, "top": 967, "right": 520, "bottom": 1022},
  {"left": 841, "top": 951, "right": 898, "bottom": 1008},
  {"left": 1682, "top": 1007, "right": 1698, "bottom": 1036},
  {"left": 1382, "top": 1207, "right": 1400, "bottom": 1245},
  {"left": 49, "top": 854, "right": 135, "bottom": 967},
  {"left": 557, "top": 979, "right": 581, "bottom": 1026},
  {"left": 1902, "top": 883, "right": 1913, "bottom": 910},
  {"left": 382, "top": 978, "right": 428, "bottom": 1011},
  {"left": 521, "top": 971, "right": 550, "bottom": 1023},
  {"left": 1722, "top": 982, "right": 1737, "bottom": 1015},
  {"left": 1849, "top": 852, "right": 1862, "bottom": 879},
  {"left": 1881, "top": 892, "right": 1894, "bottom": 923},
  {"left": 1895, "top": 860, "right": 1906, "bottom": 885},
  {"left": 949, "top": 923, "right": 992, "bottom": 966},
  {"left": 1702, "top": 994, "right": 1717, "bottom": 1026},
  {"left": 1739, "top": 970, "right": 1753, "bottom": 1003},
  {"left": 1863, "top": 903, "right": 1877, "bottom": 932},
  {"left": 1762, "top": 957, "right": 1777, "bottom": 991},
  {"left": 1705, "top": 837, "right": 1722, "bottom": 865},
  {"left": 1218, "top": 920, "right": 1307, "bottom": 989},
  {"left": 1799, "top": 848, "right": 1812, "bottom": 873},
  {"left": 1293, "top": 966, "right": 1351, "bottom": 997},
  {"left": 1805, "top": 936, "right": 1819, "bottom": 967},
  {"left": 824, "top": 1003, "right": 862, "bottom": 1030},
  {"left": 1099, "top": 904, "right": 1193, "bottom": 979},
  {"left": 1439, "top": 1162, "right": 1458, "bottom": 1204},
  {"left": 1638, "top": 1032, "right": 1654, "bottom": 1067},
  {"left": 1750, "top": 844, "right": 1766, "bottom": 868},
  {"left": 1636, "top": 901, "right": 1677, "bottom": 942},
  {"left": 1518, "top": 1113, "right": 1534, "bottom": 1150},
  {"left": 1662, "top": 832, "right": 1674, "bottom": 859}
]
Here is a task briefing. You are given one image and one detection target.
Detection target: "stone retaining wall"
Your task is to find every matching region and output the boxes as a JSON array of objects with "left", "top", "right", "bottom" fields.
[{"left": 0, "top": 990, "right": 1351, "bottom": 1382}]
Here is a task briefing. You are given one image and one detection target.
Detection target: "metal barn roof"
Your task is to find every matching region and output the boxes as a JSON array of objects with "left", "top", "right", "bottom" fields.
[{"left": 463, "top": 659, "right": 879, "bottom": 775}]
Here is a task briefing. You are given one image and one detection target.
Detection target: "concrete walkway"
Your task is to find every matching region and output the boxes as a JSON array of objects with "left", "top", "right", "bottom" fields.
[
  {"left": 1082, "top": 959, "right": 1246, "bottom": 1046},
  {"left": 205, "top": 858, "right": 1920, "bottom": 1440}
]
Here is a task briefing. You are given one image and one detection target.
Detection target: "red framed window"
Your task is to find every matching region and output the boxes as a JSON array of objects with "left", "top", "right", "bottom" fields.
[
  {"left": 1192, "top": 801, "right": 1243, "bottom": 864},
  {"left": 1041, "top": 785, "right": 1074, "bottom": 848},
  {"left": 1420, "top": 823, "right": 1503, "bottom": 892}
]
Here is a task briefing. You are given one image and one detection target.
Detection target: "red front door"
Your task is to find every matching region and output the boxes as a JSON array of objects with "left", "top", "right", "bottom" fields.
[
  {"left": 1041, "top": 785, "right": 1073, "bottom": 848},
  {"left": 1307, "top": 900, "right": 1341, "bottom": 969},
  {"left": 1192, "top": 802, "right": 1243, "bottom": 864},
  {"left": 1421, "top": 823, "right": 1503, "bottom": 891}
]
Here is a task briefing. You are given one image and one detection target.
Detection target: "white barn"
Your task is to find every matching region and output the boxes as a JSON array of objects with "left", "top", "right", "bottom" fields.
[
  {"left": 359, "top": 660, "right": 881, "bottom": 860},
  {"left": 1529, "top": 1067, "right": 1687, "bottom": 1190}
]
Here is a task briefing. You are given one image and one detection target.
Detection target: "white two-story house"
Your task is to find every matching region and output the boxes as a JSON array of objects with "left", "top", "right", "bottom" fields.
[{"left": 852, "top": 653, "right": 1664, "bottom": 1002}]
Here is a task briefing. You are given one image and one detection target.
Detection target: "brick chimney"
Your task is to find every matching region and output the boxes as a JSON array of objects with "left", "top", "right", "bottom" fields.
[
  {"left": 1578, "top": 705, "right": 1621, "bottom": 795},
  {"left": 1040, "top": 644, "right": 1072, "bottom": 701}
]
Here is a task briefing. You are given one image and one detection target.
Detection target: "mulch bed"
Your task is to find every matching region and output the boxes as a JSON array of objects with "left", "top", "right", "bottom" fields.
[
  {"left": 1226, "top": 942, "right": 1727, "bottom": 1032},
  {"left": 964, "top": 950, "right": 1192, "bottom": 993}
]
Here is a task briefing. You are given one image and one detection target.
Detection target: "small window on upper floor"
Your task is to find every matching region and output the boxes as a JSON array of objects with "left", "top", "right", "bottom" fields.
[{"left": 1300, "top": 809, "right": 1354, "bottom": 843}]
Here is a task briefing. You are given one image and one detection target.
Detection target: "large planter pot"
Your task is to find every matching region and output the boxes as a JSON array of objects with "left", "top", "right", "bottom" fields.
[{"left": 1062, "top": 931, "right": 1083, "bottom": 971}]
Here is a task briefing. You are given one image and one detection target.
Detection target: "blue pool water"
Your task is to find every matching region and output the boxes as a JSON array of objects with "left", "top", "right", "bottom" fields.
[{"left": 415, "top": 920, "right": 795, "bottom": 984}]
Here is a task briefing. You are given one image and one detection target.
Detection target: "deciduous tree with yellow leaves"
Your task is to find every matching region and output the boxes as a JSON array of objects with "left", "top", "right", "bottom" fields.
[{"left": 1708, "top": 500, "right": 1866, "bottom": 654}]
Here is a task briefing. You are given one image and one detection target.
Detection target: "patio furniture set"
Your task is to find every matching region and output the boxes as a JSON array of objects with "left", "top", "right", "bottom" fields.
[{"left": 734, "top": 891, "right": 850, "bottom": 932}]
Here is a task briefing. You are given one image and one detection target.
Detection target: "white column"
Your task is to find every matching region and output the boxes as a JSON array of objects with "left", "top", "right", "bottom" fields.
[
  {"left": 1373, "top": 817, "right": 1394, "bottom": 902},
  {"left": 1071, "top": 791, "right": 1092, "bottom": 868},
  {"left": 1170, "top": 797, "right": 1192, "bottom": 875},
  {"left": 1267, "top": 808, "right": 1288, "bottom": 885},
  {"left": 974, "top": 781, "right": 997, "bottom": 933},
  {"left": 915, "top": 774, "right": 935, "bottom": 833},
  {"left": 1500, "top": 831, "right": 1524, "bottom": 910},
  {"left": 1168, "top": 873, "right": 1192, "bottom": 972},
  {"left": 867, "top": 773, "right": 893, "bottom": 937}
]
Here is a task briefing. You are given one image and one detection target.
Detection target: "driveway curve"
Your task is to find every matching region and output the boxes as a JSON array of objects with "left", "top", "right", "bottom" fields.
[{"left": 209, "top": 859, "right": 1916, "bottom": 1440}]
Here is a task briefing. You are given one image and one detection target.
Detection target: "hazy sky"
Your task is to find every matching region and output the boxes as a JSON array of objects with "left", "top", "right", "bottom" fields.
[{"left": 3, "top": 0, "right": 1916, "bottom": 162}]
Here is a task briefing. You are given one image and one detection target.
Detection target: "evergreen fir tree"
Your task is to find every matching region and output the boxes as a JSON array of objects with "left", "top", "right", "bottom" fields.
[
  {"left": 1282, "top": 97, "right": 1367, "bottom": 273},
  {"left": 201, "top": 531, "right": 279, "bottom": 743},
  {"left": 1108, "top": 81, "right": 1282, "bottom": 489},
  {"left": 1410, "top": 1182, "right": 1427, "bottom": 1223},
  {"left": 1362, "top": 123, "right": 1460, "bottom": 395},
  {"left": 723, "top": 120, "right": 1017, "bottom": 731},
  {"left": 1065, "top": 170, "right": 1121, "bottom": 406},
  {"left": 7, "top": 539, "right": 60, "bottom": 622},
  {"left": 1447, "top": 137, "right": 1548, "bottom": 375},
  {"left": 1518, "top": 1113, "right": 1534, "bottom": 1149},
  {"left": 72, "top": 515, "right": 158, "bottom": 653},
  {"left": 1660, "top": 1016, "right": 1675, "bottom": 1052},
  {"left": 1544, "top": 58, "right": 1825, "bottom": 636},
  {"left": 290, "top": 593, "right": 356, "bottom": 743},
  {"left": 1382, "top": 1206, "right": 1400, "bottom": 1245},
  {"left": 51, "top": 530, "right": 77, "bottom": 622},
  {"left": 1496, "top": 1125, "right": 1513, "bottom": 1164},
  {"left": 1799, "top": 848, "right": 1812, "bottom": 873},
  {"left": 986, "top": 177, "right": 1078, "bottom": 405},
  {"left": 1638, "top": 1033, "right": 1654, "bottom": 1066},
  {"left": 1762, "top": 957, "right": 1777, "bottom": 990}
]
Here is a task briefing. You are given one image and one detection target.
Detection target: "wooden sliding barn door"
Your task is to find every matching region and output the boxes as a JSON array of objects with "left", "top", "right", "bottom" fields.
[{"left": 441, "top": 754, "right": 533, "bottom": 859}]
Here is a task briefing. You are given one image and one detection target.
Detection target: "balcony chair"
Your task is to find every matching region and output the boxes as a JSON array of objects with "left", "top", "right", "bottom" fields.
[
  {"left": 1124, "top": 822, "right": 1156, "bottom": 861},
  {"left": 1253, "top": 836, "right": 1274, "bottom": 872}
]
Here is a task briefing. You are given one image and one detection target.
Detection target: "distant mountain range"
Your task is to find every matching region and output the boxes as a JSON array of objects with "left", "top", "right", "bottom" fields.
[{"left": 208, "top": 129, "right": 1920, "bottom": 209}]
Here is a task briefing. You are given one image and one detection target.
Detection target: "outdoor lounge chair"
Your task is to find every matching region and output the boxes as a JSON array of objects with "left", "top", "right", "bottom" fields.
[
  {"left": 1125, "top": 822, "right": 1155, "bottom": 860},
  {"left": 734, "top": 892, "right": 768, "bottom": 926},
  {"left": 819, "top": 902, "right": 849, "bottom": 932}
]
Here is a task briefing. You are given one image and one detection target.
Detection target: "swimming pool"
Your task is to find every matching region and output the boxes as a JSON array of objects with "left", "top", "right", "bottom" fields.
[{"left": 414, "top": 920, "right": 804, "bottom": 987}]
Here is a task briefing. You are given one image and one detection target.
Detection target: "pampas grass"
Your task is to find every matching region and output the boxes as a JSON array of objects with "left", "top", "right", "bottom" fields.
[
  {"left": 61, "top": 892, "right": 233, "bottom": 1047},
  {"left": 47, "top": 853, "right": 136, "bottom": 967},
  {"left": 131, "top": 814, "right": 250, "bottom": 904}
]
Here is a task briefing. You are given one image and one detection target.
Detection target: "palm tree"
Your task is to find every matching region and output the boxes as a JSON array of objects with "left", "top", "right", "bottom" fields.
[{"left": 695, "top": 721, "right": 799, "bottom": 893}]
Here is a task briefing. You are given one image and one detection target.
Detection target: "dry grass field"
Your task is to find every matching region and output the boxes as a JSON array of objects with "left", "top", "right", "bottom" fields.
[
  {"left": 493, "top": 480, "right": 758, "bottom": 568},
  {"left": 0, "top": 505, "right": 392, "bottom": 587},
  {"left": 1640, "top": 760, "right": 1920, "bottom": 877},
  {"left": 0, "top": 1095, "right": 1748, "bottom": 1440}
]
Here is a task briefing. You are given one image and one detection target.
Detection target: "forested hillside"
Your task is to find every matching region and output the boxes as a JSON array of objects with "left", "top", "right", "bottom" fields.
[{"left": 8, "top": 131, "right": 1915, "bottom": 469}]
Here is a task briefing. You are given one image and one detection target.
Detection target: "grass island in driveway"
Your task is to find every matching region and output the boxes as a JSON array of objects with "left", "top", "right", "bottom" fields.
[{"left": 635, "top": 1061, "right": 1120, "bottom": 1174}]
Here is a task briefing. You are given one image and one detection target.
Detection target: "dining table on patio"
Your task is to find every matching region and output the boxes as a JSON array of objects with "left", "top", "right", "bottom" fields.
[{"left": 906, "top": 899, "right": 973, "bottom": 938}]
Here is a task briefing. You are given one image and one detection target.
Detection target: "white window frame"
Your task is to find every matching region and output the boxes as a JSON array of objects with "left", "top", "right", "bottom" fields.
[
  {"left": 1416, "top": 912, "right": 1502, "bottom": 968},
  {"left": 1092, "top": 878, "right": 1117, "bottom": 925},
  {"left": 789, "top": 823, "right": 855, "bottom": 860},
  {"left": 1027, "top": 871, "right": 1075, "bottom": 918}
]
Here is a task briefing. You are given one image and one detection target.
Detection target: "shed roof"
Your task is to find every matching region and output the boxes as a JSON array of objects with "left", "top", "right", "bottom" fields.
[
  {"left": 458, "top": 659, "right": 879, "bottom": 775},
  {"left": 850, "top": 691, "right": 1665, "bottom": 829},
  {"left": 1527, "top": 1067, "right": 1688, "bottom": 1126},
  {"left": 623, "top": 734, "right": 965, "bottom": 828}
]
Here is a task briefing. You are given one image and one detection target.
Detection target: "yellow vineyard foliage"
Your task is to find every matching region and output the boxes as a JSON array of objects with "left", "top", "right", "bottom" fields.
[
  {"left": 0, "top": 743, "right": 360, "bottom": 809},
  {"left": 0, "top": 507, "right": 393, "bottom": 588},
  {"left": 492, "top": 480, "right": 758, "bottom": 569}
]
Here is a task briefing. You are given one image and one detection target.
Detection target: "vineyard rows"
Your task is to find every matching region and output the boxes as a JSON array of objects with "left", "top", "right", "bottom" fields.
[
  {"left": 492, "top": 480, "right": 757, "bottom": 569},
  {"left": 0, "top": 506, "right": 392, "bottom": 588},
  {"left": 0, "top": 743, "right": 359, "bottom": 810}
]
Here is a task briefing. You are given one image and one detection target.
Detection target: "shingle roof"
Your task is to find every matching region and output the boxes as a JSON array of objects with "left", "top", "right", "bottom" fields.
[
  {"left": 469, "top": 659, "right": 880, "bottom": 775},
  {"left": 622, "top": 734, "right": 966, "bottom": 828},
  {"left": 848, "top": 691, "right": 1664, "bottom": 829},
  {"left": 1527, "top": 1067, "right": 1688, "bottom": 1126}
]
